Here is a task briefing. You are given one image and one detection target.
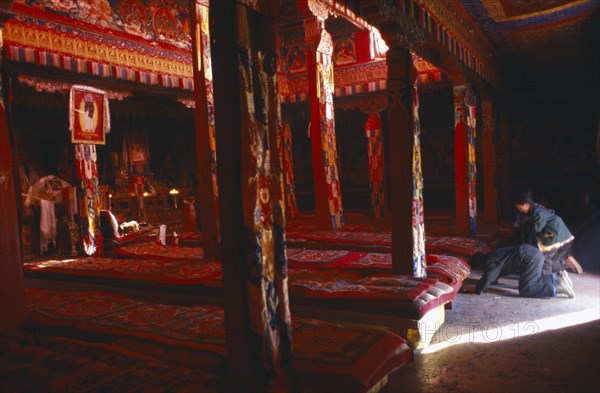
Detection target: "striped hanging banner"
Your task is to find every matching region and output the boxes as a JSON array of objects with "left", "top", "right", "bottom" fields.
[{"left": 364, "top": 113, "right": 385, "bottom": 219}]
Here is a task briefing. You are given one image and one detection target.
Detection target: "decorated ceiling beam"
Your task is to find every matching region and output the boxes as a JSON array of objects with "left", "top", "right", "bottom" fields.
[
  {"left": 16, "top": 75, "right": 133, "bottom": 100},
  {"left": 279, "top": 51, "right": 444, "bottom": 103},
  {"left": 4, "top": 1, "right": 194, "bottom": 91},
  {"left": 356, "top": 0, "right": 497, "bottom": 85},
  {"left": 279, "top": 1, "right": 453, "bottom": 103}
]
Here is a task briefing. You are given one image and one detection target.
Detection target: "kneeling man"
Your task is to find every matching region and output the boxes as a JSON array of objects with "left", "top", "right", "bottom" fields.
[{"left": 471, "top": 244, "right": 574, "bottom": 298}]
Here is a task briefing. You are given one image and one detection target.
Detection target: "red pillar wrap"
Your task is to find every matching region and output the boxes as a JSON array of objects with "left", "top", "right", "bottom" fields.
[
  {"left": 453, "top": 84, "right": 470, "bottom": 235},
  {"left": 364, "top": 113, "right": 385, "bottom": 218}
]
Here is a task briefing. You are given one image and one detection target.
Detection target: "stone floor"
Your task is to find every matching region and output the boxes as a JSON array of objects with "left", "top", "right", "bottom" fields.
[{"left": 383, "top": 268, "right": 600, "bottom": 393}]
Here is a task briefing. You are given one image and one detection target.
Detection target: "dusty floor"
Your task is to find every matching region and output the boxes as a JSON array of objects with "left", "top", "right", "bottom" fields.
[{"left": 383, "top": 269, "right": 600, "bottom": 393}]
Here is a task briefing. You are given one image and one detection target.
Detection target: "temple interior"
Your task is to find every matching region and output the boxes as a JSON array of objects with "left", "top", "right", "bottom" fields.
[{"left": 1, "top": 1, "right": 599, "bottom": 392}]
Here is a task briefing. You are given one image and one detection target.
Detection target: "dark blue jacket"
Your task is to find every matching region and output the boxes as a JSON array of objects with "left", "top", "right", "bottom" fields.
[{"left": 530, "top": 204, "right": 573, "bottom": 249}]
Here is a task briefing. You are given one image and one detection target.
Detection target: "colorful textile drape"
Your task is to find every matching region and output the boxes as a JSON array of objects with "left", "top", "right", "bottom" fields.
[
  {"left": 364, "top": 113, "right": 385, "bottom": 219},
  {"left": 282, "top": 123, "right": 299, "bottom": 219},
  {"left": 317, "top": 45, "right": 344, "bottom": 229},
  {"left": 412, "top": 86, "right": 426, "bottom": 277},
  {"left": 74, "top": 144, "right": 101, "bottom": 256},
  {"left": 466, "top": 90, "right": 478, "bottom": 234},
  {"left": 237, "top": 4, "right": 292, "bottom": 379},
  {"left": 69, "top": 85, "right": 110, "bottom": 256}
]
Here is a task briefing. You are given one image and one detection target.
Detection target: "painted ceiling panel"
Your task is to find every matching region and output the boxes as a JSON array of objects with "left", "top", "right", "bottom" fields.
[
  {"left": 14, "top": 0, "right": 192, "bottom": 49},
  {"left": 454, "top": 0, "right": 599, "bottom": 91},
  {"left": 481, "top": 0, "right": 591, "bottom": 22}
]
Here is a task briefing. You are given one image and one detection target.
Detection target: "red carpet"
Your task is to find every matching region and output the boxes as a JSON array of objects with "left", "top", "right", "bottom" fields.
[
  {"left": 0, "top": 332, "right": 230, "bottom": 393},
  {"left": 286, "top": 230, "right": 492, "bottom": 258},
  {"left": 25, "top": 257, "right": 456, "bottom": 319},
  {"left": 286, "top": 249, "right": 470, "bottom": 288},
  {"left": 115, "top": 242, "right": 205, "bottom": 260},
  {"left": 24, "top": 287, "right": 413, "bottom": 392}
]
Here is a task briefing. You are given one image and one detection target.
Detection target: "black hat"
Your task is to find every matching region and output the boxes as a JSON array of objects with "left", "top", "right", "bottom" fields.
[{"left": 514, "top": 190, "right": 534, "bottom": 205}]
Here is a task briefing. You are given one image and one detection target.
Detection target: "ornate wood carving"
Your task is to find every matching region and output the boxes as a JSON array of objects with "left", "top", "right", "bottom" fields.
[
  {"left": 306, "top": 0, "right": 329, "bottom": 20},
  {"left": 335, "top": 93, "right": 388, "bottom": 114}
]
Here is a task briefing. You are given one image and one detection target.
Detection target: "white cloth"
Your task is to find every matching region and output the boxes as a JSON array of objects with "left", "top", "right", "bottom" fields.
[
  {"left": 102, "top": 210, "right": 120, "bottom": 238},
  {"left": 40, "top": 199, "right": 57, "bottom": 254}
]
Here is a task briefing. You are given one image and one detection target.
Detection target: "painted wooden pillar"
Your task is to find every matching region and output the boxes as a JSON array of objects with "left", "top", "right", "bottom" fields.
[
  {"left": 453, "top": 84, "right": 470, "bottom": 235},
  {"left": 387, "top": 46, "right": 415, "bottom": 276},
  {"left": 0, "top": 42, "right": 28, "bottom": 331},
  {"left": 304, "top": 5, "right": 344, "bottom": 230},
  {"left": 412, "top": 85, "right": 426, "bottom": 277},
  {"left": 364, "top": 113, "right": 386, "bottom": 219},
  {"left": 481, "top": 99, "right": 498, "bottom": 223},
  {"left": 262, "top": 14, "right": 294, "bottom": 388},
  {"left": 211, "top": 0, "right": 291, "bottom": 388},
  {"left": 191, "top": 1, "right": 219, "bottom": 259},
  {"left": 282, "top": 123, "right": 299, "bottom": 219}
]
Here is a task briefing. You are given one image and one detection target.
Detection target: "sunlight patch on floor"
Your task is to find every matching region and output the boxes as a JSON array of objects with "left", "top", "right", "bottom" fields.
[{"left": 421, "top": 307, "right": 600, "bottom": 355}]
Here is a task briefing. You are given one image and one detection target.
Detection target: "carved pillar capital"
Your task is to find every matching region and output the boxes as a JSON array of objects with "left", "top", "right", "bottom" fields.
[
  {"left": 304, "top": 16, "right": 323, "bottom": 52},
  {"left": 309, "top": 0, "right": 328, "bottom": 19}
]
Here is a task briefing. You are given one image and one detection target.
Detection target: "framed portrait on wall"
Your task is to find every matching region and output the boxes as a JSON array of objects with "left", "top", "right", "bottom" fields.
[
  {"left": 128, "top": 132, "right": 148, "bottom": 164},
  {"left": 69, "top": 85, "right": 110, "bottom": 144}
]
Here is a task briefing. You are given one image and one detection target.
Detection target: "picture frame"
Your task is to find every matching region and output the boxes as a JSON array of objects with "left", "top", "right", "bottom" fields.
[{"left": 70, "top": 86, "right": 108, "bottom": 144}]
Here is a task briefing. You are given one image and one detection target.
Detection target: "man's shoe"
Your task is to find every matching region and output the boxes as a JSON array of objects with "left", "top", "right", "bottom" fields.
[
  {"left": 565, "top": 256, "right": 583, "bottom": 274},
  {"left": 556, "top": 270, "right": 575, "bottom": 298},
  {"left": 561, "top": 269, "right": 573, "bottom": 289}
]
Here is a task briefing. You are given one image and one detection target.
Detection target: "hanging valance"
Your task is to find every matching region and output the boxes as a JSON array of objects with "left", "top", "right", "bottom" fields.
[{"left": 3, "top": 20, "right": 194, "bottom": 91}]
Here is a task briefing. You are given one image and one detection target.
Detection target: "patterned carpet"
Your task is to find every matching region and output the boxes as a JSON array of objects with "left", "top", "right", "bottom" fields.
[
  {"left": 0, "top": 331, "right": 230, "bottom": 393},
  {"left": 115, "top": 242, "right": 205, "bottom": 260},
  {"left": 23, "top": 287, "right": 413, "bottom": 392},
  {"left": 25, "top": 257, "right": 456, "bottom": 319},
  {"left": 286, "top": 230, "right": 492, "bottom": 258},
  {"left": 286, "top": 249, "right": 471, "bottom": 288}
]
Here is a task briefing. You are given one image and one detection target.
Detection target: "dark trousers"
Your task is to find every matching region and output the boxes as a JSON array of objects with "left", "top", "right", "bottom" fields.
[
  {"left": 520, "top": 249, "right": 556, "bottom": 298},
  {"left": 542, "top": 242, "right": 572, "bottom": 275}
]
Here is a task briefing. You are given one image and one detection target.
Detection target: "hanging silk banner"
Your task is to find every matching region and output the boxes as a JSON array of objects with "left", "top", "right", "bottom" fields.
[
  {"left": 237, "top": 3, "right": 292, "bottom": 378},
  {"left": 282, "top": 123, "right": 299, "bottom": 218},
  {"left": 364, "top": 113, "right": 385, "bottom": 219},
  {"left": 69, "top": 85, "right": 109, "bottom": 256},
  {"left": 317, "top": 42, "right": 344, "bottom": 229},
  {"left": 199, "top": 3, "right": 220, "bottom": 220},
  {"left": 466, "top": 88, "right": 478, "bottom": 234},
  {"left": 412, "top": 85, "right": 426, "bottom": 277},
  {"left": 74, "top": 144, "right": 101, "bottom": 256}
]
